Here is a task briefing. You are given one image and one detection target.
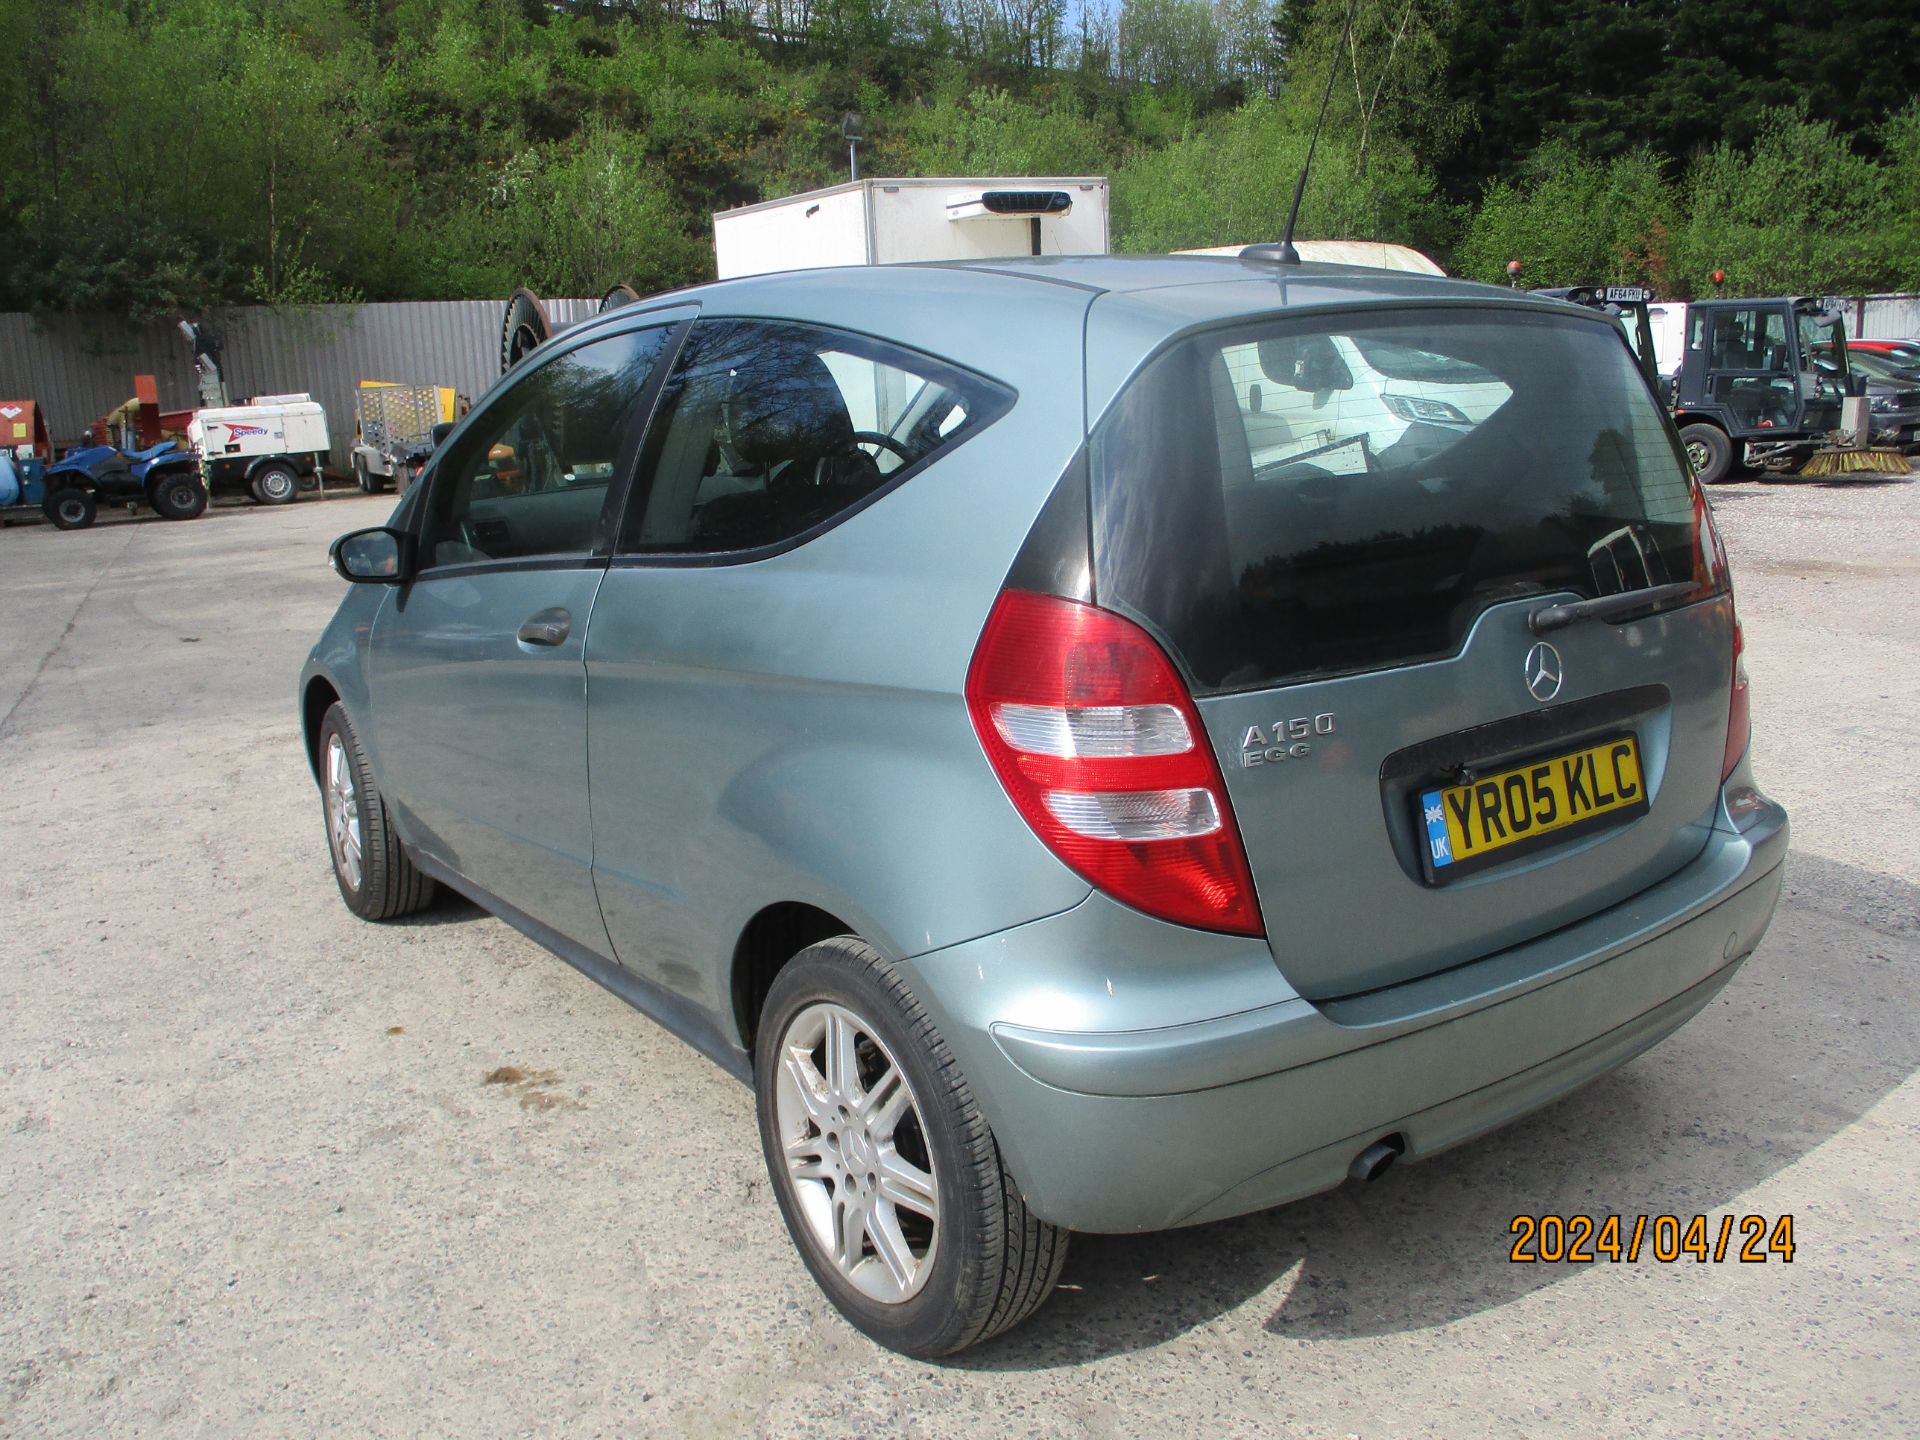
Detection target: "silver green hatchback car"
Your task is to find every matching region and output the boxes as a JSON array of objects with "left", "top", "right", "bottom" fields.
[{"left": 300, "top": 256, "right": 1787, "bottom": 1356}]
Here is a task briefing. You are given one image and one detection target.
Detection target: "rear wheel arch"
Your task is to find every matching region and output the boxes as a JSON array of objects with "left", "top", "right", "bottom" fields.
[{"left": 732, "top": 902, "right": 857, "bottom": 1057}]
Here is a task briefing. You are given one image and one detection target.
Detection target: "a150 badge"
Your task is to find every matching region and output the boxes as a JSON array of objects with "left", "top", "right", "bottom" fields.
[{"left": 1240, "top": 713, "right": 1336, "bottom": 767}]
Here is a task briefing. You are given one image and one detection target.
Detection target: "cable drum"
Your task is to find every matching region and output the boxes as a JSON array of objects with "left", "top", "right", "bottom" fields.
[{"left": 500, "top": 288, "right": 552, "bottom": 375}]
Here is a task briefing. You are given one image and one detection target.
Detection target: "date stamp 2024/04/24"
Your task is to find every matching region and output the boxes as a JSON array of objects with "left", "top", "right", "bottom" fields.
[{"left": 1510, "top": 1214, "right": 1795, "bottom": 1264}]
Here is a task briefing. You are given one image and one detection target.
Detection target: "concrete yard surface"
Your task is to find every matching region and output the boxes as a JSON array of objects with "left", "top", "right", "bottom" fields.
[{"left": 1, "top": 481, "right": 1916, "bottom": 1437}]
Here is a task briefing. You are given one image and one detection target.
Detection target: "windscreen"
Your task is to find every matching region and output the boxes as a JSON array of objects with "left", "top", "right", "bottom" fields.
[{"left": 1091, "top": 308, "right": 1703, "bottom": 694}]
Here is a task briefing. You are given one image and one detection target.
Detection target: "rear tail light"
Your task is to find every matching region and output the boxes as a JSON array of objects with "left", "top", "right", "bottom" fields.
[
  {"left": 1694, "top": 482, "right": 1751, "bottom": 781},
  {"left": 1691, "top": 480, "right": 1731, "bottom": 597},
  {"left": 1722, "top": 618, "right": 1751, "bottom": 781},
  {"left": 965, "top": 589, "right": 1264, "bottom": 937}
]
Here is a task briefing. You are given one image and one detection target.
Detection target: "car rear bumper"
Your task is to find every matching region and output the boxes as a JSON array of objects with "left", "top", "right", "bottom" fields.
[{"left": 899, "top": 784, "right": 1787, "bottom": 1233}]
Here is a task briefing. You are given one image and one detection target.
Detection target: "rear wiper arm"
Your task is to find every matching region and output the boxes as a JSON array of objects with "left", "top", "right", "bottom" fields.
[{"left": 1528, "top": 581, "right": 1699, "bottom": 635}]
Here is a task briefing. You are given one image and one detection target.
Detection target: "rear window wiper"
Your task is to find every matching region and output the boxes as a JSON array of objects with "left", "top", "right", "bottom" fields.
[{"left": 1528, "top": 581, "right": 1700, "bottom": 635}]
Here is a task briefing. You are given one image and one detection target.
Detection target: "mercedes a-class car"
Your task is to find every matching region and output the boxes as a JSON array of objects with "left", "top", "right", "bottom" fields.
[{"left": 300, "top": 256, "right": 1787, "bottom": 1356}]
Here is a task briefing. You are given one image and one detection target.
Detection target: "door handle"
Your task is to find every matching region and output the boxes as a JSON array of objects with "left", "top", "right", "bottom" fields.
[{"left": 517, "top": 607, "right": 572, "bottom": 647}]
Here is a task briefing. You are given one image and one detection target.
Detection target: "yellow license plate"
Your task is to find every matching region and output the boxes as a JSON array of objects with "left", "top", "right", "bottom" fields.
[{"left": 1419, "top": 734, "right": 1647, "bottom": 880}]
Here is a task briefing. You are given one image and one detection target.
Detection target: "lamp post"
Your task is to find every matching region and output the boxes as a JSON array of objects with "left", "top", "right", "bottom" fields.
[{"left": 842, "top": 112, "right": 864, "bottom": 183}]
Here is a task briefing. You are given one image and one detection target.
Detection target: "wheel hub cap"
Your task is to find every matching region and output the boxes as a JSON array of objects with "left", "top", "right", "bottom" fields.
[
  {"left": 774, "top": 1001, "right": 939, "bottom": 1304},
  {"left": 324, "top": 734, "right": 363, "bottom": 891}
]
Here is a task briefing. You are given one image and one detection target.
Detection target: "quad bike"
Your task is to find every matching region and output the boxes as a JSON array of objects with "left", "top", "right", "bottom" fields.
[{"left": 38, "top": 440, "right": 208, "bottom": 531}]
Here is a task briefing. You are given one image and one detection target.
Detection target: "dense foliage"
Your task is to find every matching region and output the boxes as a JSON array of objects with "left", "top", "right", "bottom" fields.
[{"left": 0, "top": 0, "right": 1914, "bottom": 318}]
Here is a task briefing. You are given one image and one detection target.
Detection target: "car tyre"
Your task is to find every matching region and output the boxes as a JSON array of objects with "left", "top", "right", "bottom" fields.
[
  {"left": 148, "top": 470, "right": 208, "bottom": 520},
  {"left": 43, "top": 486, "right": 97, "bottom": 530},
  {"left": 317, "top": 702, "right": 436, "bottom": 921},
  {"left": 353, "top": 454, "right": 385, "bottom": 494},
  {"left": 1680, "top": 423, "right": 1732, "bottom": 484},
  {"left": 251, "top": 463, "right": 300, "bottom": 505},
  {"left": 755, "top": 937, "right": 1067, "bottom": 1357}
]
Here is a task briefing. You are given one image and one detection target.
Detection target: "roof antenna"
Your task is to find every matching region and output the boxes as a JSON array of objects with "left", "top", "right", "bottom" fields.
[{"left": 1242, "top": 0, "right": 1360, "bottom": 267}]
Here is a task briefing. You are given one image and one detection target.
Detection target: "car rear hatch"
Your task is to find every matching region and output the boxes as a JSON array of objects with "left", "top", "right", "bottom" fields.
[{"left": 1086, "top": 304, "right": 1736, "bottom": 999}]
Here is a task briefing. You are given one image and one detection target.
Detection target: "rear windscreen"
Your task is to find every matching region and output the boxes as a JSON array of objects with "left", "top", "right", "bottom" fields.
[{"left": 1090, "top": 308, "right": 1701, "bottom": 694}]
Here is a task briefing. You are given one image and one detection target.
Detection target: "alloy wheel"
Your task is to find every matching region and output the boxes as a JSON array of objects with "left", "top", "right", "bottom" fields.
[
  {"left": 773, "top": 1001, "right": 940, "bottom": 1303},
  {"left": 325, "top": 733, "right": 364, "bottom": 891}
]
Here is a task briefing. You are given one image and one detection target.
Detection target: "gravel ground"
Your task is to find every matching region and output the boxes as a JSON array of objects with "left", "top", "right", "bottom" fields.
[{"left": 2, "top": 479, "right": 1916, "bottom": 1438}]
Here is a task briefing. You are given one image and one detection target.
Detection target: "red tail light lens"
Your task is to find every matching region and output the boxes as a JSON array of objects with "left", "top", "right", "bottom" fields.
[
  {"left": 965, "top": 589, "right": 1264, "bottom": 937},
  {"left": 1691, "top": 480, "right": 1731, "bottom": 597},
  {"left": 1723, "top": 618, "right": 1751, "bottom": 781},
  {"left": 1693, "top": 481, "right": 1749, "bottom": 780}
]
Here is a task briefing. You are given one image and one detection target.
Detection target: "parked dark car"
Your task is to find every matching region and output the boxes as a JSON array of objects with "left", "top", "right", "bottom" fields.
[{"left": 1812, "top": 345, "right": 1920, "bottom": 448}]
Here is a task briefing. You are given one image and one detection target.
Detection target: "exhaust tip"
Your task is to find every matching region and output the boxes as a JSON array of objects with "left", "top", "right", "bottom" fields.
[{"left": 1349, "top": 1135, "right": 1405, "bottom": 1183}]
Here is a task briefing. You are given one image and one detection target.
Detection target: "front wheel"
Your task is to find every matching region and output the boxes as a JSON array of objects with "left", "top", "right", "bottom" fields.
[
  {"left": 43, "top": 486, "right": 97, "bottom": 530},
  {"left": 250, "top": 463, "right": 299, "bottom": 505},
  {"left": 1680, "top": 423, "right": 1733, "bottom": 485},
  {"left": 755, "top": 937, "right": 1067, "bottom": 1357},
  {"left": 317, "top": 703, "right": 436, "bottom": 920}
]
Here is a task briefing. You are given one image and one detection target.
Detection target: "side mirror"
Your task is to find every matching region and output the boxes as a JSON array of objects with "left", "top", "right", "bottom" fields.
[
  {"left": 430, "top": 421, "right": 456, "bottom": 449},
  {"left": 330, "top": 526, "right": 411, "bottom": 584}
]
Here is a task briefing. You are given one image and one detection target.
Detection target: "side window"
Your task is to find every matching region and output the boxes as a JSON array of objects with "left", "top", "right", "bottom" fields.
[
  {"left": 1707, "top": 308, "right": 1789, "bottom": 372},
  {"left": 420, "top": 327, "right": 667, "bottom": 569},
  {"left": 1708, "top": 310, "right": 1749, "bottom": 369},
  {"left": 1796, "top": 314, "right": 1833, "bottom": 375},
  {"left": 621, "top": 319, "right": 1010, "bottom": 556}
]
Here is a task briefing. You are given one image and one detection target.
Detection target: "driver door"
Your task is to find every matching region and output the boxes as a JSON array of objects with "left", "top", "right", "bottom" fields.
[
  {"left": 1700, "top": 306, "right": 1801, "bottom": 436},
  {"left": 366, "top": 323, "right": 675, "bottom": 950}
]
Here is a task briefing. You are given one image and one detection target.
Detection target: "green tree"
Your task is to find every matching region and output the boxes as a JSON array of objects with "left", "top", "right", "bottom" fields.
[
  {"left": 1113, "top": 94, "right": 1448, "bottom": 253},
  {"left": 1454, "top": 142, "right": 1677, "bottom": 287},
  {"left": 895, "top": 84, "right": 1118, "bottom": 174},
  {"left": 1672, "top": 109, "right": 1911, "bottom": 296},
  {"left": 438, "top": 121, "right": 708, "bottom": 296}
]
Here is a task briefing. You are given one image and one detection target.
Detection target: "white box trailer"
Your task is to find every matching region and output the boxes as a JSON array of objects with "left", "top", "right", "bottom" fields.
[
  {"left": 187, "top": 394, "right": 330, "bottom": 506},
  {"left": 713, "top": 177, "right": 1110, "bottom": 280}
]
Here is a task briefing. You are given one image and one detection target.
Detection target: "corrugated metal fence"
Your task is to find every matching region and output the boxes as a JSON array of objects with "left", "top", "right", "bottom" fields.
[
  {"left": 0, "top": 298, "right": 599, "bottom": 470},
  {"left": 1855, "top": 295, "right": 1920, "bottom": 341}
]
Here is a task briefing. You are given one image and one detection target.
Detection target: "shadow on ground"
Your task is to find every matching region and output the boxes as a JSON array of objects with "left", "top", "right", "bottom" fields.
[
  {"left": 957, "top": 852, "right": 1916, "bottom": 1368},
  {"left": 390, "top": 893, "right": 488, "bottom": 928}
]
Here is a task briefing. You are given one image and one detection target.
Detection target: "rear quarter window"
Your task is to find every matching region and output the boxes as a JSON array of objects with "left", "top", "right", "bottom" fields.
[
  {"left": 1091, "top": 307, "right": 1701, "bottom": 694},
  {"left": 620, "top": 319, "right": 1013, "bottom": 558}
]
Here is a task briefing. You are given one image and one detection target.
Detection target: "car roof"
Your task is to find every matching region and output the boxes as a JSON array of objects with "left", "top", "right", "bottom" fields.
[
  {"left": 691, "top": 253, "right": 1531, "bottom": 308},
  {"left": 569, "top": 254, "right": 1599, "bottom": 422},
  {"left": 607, "top": 253, "right": 1549, "bottom": 324}
]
